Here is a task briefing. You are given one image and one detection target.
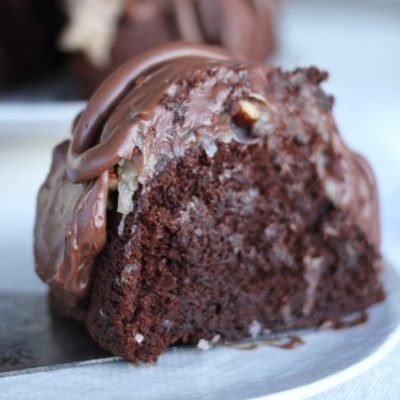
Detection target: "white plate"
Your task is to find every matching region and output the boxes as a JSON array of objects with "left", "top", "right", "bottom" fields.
[{"left": 1, "top": 262, "right": 399, "bottom": 400}]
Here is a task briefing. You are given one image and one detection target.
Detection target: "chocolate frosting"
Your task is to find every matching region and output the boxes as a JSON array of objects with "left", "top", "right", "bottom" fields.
[
  {"left": 67, "top": 42, "right": 230, "bottom": 182},
  {"left": 35, "top": 142, "right": 108, "bottom": 306},
  {"left": 35, "top": 42, "right": 380, "bottom": 308}
]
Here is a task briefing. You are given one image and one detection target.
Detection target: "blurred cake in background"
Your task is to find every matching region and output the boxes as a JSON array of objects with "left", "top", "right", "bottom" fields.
[
  {"left": 60, "top": 0, "right": 278, "bottom": 96},
  {"left": 0, "top": 0, "right": 65, "bottom": 88}
]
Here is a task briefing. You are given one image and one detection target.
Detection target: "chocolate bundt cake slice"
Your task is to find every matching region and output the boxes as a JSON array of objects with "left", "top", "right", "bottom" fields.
[{"left": 35, "top": 43, "right": 384, "bottom": 362}]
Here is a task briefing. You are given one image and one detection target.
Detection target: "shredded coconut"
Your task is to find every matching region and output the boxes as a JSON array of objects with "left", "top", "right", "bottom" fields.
[
  {"left": 161, "top": 319, "right": 172, "bottom": 329},
  {"left": 303, "top": 255, "right": 323, "bottom": 315},
  {"left": 197, "top": 339, "right": 212, "bottom": 351},
  {"left": 322, "top": 224, "right": 339, "bottom": 237},
  {"left": 210, "top": 334, "right": 221, "bottom": 345},
  {"left": 123, "top": 264, "right": 137, "bottom": 274},
  {"left": 249, "top": 320, "right": 263, "bottom": 338},
  {"left": 324, "top": 177, "right": 342, "bottom": 204},
  {"left": 253, "top": 111, "right": 274, "bottom": 136},
  {"left": 281, "top": 303, "right": 293, "bottom": 324},
  {"left": 194, "top": 228, "right": 204, "bottom": 237},
  {"left": 200, "top": 135, "right": 218, "bottom": 158},
  {"left": 98, "top": 308, "right": 107, "bottom": 320},
  {"left": 117, "top": 155, "right": 143, "bottom": 235},
  {"left": 135, "top": 333, "right": 144, "bottom": 344}
]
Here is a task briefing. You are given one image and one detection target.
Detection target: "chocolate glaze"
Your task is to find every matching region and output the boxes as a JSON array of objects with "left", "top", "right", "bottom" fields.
[
  {"left": 67, "top": 42, "right": 230, "bottom": 182},
  {"left": 35, "top": 42, "right": 381, "bottom": 308},
  {"left": 35, "top": 142, "right": 108, "bottom": 306}
]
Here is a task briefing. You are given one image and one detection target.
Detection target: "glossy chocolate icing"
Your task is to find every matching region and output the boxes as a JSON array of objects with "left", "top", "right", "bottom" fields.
[
  {"left": 35, "top": 42, "right": 380, "bottom": 308},
  {"left": 35, "top": 142, "right": 108, "bottom": 306},
  {"left": 67, "top": 42, "right": 230, "bottom": 182}
]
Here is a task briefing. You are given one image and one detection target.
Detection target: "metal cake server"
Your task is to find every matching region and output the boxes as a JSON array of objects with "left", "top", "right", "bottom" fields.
[{"left": 0, "top": 293, "right": 118, "bottom": 377}]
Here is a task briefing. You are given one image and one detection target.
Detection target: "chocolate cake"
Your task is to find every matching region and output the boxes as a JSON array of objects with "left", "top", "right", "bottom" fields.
[
  {"left": 34, "top": 42, "right": 384, "bottom": 363},
  {"left": 0, "top": 0, "right": 65, "bottom": 88},
  {"left": 60, "top": 0, "right": 277, "bottom": 95}
]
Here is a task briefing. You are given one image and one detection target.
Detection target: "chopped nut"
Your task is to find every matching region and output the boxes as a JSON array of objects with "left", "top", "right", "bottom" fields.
[
  {"left": 234, "top": 100, "right": 260, "bottom": 127},
  {"left": 108, "top": 168, "right": 118, "bottom": 191}
]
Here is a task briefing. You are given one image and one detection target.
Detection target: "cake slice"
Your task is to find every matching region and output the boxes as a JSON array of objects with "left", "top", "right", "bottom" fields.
[{"left": 34, "top": 42, "right": 384, "bottom": 362}]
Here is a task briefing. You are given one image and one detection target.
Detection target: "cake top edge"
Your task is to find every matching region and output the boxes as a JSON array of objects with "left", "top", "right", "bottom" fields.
[{"left": 66, "top": 41, "right": 330, "bottom": 184}]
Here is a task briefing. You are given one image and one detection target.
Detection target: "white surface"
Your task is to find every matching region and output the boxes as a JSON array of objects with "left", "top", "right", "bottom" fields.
[
  {"left": 0, "top": 102, "right": 84, "bottom": 137},
  {"left": 0, "top": 264, "right": 398, "bottom": 400},
  {"left": 0, "top": 0, "right": 399, "bottom": 398}
]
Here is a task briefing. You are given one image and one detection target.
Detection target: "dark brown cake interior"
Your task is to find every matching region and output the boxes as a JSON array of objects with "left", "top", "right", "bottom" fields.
[{"left": 87, "top": 113, "right": 383, "bottom": 362}]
